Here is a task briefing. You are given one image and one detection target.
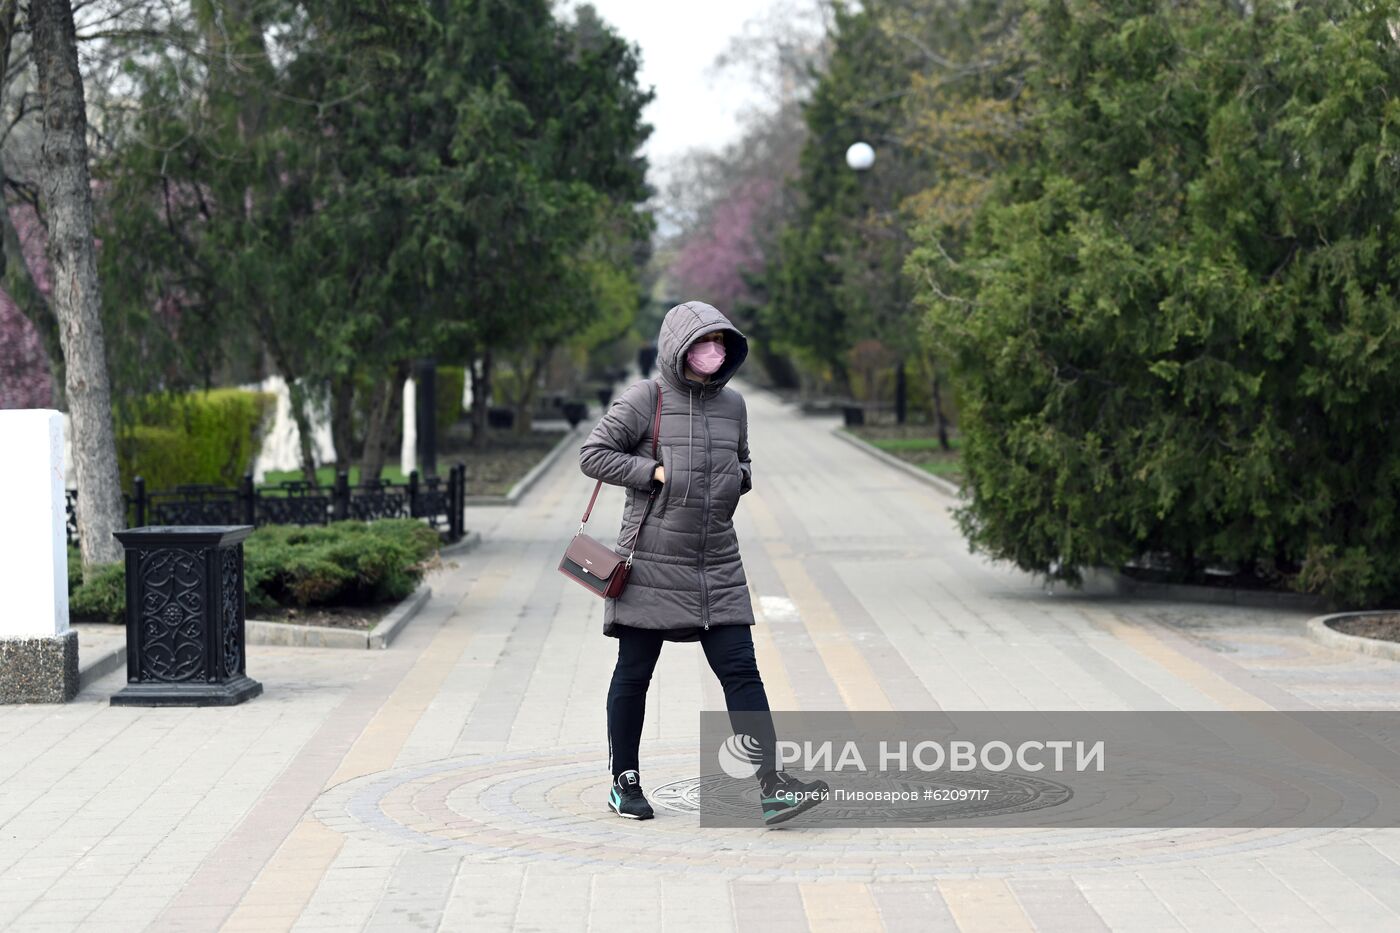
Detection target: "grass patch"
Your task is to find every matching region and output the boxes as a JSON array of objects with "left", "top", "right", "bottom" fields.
[
  {"left": 918, "top": 459, "right": 964, "bottom": 481},
  {"left": 846, "top": 426, "right": 963, "bottom": 485},
  {"left": 868, "top": 435, "right": 963, "bottom": 453},
  {"left": 262, "top": 465, "right": 409, "bottom": 486}
]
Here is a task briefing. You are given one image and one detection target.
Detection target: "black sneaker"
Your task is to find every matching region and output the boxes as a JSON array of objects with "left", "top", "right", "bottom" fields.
[
  {"left": 760, "top": 771, "right": 829, "bottom": 826},
  {"left": 607, "top": 770, "right": 655, "bottom": 820}
]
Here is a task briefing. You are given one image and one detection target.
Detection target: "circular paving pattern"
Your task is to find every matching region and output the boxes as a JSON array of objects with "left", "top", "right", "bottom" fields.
[
  {"left": 651, "top": 771, "right": 1074, "bottom": 824},
  {"left": 310, "top": 744, "right": 1345, "bottom": 881}
]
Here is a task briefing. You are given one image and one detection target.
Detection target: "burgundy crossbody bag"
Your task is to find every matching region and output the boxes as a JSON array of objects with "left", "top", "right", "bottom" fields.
[{"left": 558, "top": 380, "right": 663, "bottom": 598}]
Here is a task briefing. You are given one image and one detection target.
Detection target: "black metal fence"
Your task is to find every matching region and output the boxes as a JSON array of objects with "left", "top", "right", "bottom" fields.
[{"left": 66, "top": 464, "right": 466, "bottom": 546}]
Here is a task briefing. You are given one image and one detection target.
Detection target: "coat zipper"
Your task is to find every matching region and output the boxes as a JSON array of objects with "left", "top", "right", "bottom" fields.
[{"left": 699, "top": 391, "right": 711, "bottom": 629}]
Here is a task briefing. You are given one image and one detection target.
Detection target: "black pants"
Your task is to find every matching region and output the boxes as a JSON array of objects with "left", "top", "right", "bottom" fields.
[{"left": 607, "top": 623, "right": 777, "bottom": 779}]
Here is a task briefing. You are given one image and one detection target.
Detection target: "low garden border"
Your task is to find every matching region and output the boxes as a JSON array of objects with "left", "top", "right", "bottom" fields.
[
  {"left": 76, "top": 579, "right": 446, "bottom": 688},
  {"left": 1306, "top": 612, "right": 1400, "bottom": 662},
  {"left": 247, "top": 583, "right": 434, "bottom": 650},
  {"left": 76, "top": 633, "right": 125, "bottom": 692},
  {"left": 830, "top": 425, "right": 962, "bottom": 498},
  {"left": 1089, "top": 568, "right": 1331, "bottom": 612},
  {"left": 463, "top": 424, "right": 582, "bottom": 506}
]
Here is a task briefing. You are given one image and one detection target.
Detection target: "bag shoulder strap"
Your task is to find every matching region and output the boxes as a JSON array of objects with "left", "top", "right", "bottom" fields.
[{"left": 580, "top": 379, "right": 663, "bottom": 525}]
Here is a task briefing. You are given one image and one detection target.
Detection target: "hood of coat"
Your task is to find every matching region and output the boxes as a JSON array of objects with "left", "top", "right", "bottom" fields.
[{"left": 656, "top": 301, "right": 749, "bottom": 396}]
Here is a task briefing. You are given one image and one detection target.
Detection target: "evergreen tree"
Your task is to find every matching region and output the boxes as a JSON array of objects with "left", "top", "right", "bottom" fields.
[
  {"left": 918, "top": 0, "right": 1400, "bottom": 606},
  {"left": 95, "top": 0, "right": 651, "bottom": 473}
]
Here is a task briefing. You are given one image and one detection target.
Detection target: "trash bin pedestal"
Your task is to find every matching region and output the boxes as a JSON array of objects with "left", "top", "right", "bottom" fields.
[{"left": 111, "top": 525, "right": 262, "bottom": 707}]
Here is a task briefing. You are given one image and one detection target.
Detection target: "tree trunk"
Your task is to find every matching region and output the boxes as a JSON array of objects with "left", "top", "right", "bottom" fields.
[
  {"left": 513, "top": 346, "right": 551, "bottom": 435},
  {"left": 359, "top": 378, "right": 389, "bottom": 482},
  {"left": 831, "top": 359, "right": 853, "bottom": 401},
  {"left": 894, "top": 359, "right": 907, "bottom": 425},
  {"left": 285, "top": 377, "right": 320, "bottom": 482},
  {"left": 329, "top": 374, "right": 355, "bottom": 472},
  {"left": 31, "top": 0, "right": 124, "bottom": 573},
  {"left": 360, "top": 364, "right": 406, "bottom": 482},
  {"left": 470, "top": 349, "right": 492, "bottom": 447},
  {"left": 931, "top": 368, "right": 951, "bottom": 451}
]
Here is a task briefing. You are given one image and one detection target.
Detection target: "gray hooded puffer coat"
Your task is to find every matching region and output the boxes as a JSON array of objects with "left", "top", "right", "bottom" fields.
[{"left": 579, "top": 301, "right": 755, "bottom": 640}]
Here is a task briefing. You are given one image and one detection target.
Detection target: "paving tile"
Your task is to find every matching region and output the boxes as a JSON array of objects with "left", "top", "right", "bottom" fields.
[{"left": 4, "top": 382, "right": 1400, "bottom": 930}]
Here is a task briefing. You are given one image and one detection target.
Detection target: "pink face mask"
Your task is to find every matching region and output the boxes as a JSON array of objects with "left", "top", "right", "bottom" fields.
[{"left": 687, "top": 339, "right": 726, "bottom": 376}]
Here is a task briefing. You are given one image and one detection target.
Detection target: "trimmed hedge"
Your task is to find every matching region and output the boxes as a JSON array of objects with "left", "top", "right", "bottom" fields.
[
  {"left": 69, "top": 559, "right": 126, "bottom": 625},
  {"left": 67, "top": 519, "right": 441, "bottom": 623},
  {"left": 118, "top": 388, "right": 273, "bottom": 491},
  {"left": 243, "top": 520, "right": 440, "bottom": 612}
]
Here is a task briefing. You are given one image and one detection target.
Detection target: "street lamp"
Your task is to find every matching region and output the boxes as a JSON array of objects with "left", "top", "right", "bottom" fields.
[
  {"left": 845, "top": 140, "right": 906, "bottom": 425},
  {"left": 845, "top": 141, "right": 876, "bottom": 172}
]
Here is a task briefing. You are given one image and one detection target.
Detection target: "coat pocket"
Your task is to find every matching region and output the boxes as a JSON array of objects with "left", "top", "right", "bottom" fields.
[
  {"left": 652, "top": 445, "right": 674, "bottom": 522},
  {"left": 720, "top": 453, "right": 743, "bottom": 521}
]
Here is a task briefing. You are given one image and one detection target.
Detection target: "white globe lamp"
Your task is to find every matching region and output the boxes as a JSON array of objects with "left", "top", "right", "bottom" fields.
[{"left": 845, "top": 141, "right": 876, "bottom": 172}]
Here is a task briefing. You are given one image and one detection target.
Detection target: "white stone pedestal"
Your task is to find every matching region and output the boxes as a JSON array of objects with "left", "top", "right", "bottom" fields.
[
  {"left": 0, "top": 409, "right": 78, "bottom": 703},
  {"left": 400, "top": 376, "right": 417, "bottom": 476}
]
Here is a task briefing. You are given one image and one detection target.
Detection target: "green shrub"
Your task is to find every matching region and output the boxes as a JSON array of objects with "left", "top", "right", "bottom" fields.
[
  {"left": 67, "top": 519, "right": 442, "bottom": 622},
  {"left": 69, "top": 563, "right": 127, "bottom": 624},
  {"left": 117, "top": 426, "right": 189, "bottom": 493},
  {"left": 67, "top": 545, "right": 83, "bottom": 594},
  {"left": 243, "top": 520, "right": 441, "bottom": 611},
  {"left": 118, "top": 388, "right": 273, "bottom": 491}
]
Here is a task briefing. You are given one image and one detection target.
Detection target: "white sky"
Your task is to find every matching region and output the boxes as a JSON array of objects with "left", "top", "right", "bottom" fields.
[{"left": 569, "top": 0, "right": 790, "bottom": 172}]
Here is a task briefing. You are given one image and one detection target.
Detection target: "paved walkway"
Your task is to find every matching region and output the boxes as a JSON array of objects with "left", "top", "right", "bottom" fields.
[{"left": 3, "top": 380, "right": 1400, "bottom": 932}]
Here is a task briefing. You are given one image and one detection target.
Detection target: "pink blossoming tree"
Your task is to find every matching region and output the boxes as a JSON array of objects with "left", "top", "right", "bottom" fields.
[{"left": 0, "top": 202, "right": 56, "bottom": 408}]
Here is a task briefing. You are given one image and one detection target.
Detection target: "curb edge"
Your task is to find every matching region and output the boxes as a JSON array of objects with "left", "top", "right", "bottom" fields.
[
  {"left": 78, "top": 640, "right": 126, "bottom": 692},
  {"left": 1307, "top": 612, "right": 1400, "bottom": 662},
  {"left": 463, "top": 425, "right": 581, "bottom": 508},
  {"left": 829, "top": 425, "right": 962, "bottom": 499},
  {"left": 245, "top": 582, "right": 433, "bottom": 651}
]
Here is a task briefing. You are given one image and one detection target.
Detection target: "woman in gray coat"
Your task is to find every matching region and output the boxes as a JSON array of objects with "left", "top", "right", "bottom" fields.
[{"left": 579, "top": 300, "right": 826, "bottom": 825}]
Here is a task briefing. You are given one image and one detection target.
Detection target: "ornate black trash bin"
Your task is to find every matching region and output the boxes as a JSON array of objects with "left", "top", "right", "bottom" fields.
[{"left": 111, "top": 526, "right": 262, "bottom": 707}]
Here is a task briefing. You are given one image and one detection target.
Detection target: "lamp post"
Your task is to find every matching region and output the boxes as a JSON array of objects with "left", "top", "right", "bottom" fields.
[
  {"left": 846, "top": 141, "right": 907, "bottom": 426},
  {"left": 415, "top": 358, "right": 437, "bottom": 478}
]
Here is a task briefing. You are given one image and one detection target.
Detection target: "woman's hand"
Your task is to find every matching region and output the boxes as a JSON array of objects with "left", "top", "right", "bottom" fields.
[
  {"left": 653, "top": 464, "right": 666, "bottom": 484},
  {"left": 578, "top": 380, "right": 666, "bottom": 491}
]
